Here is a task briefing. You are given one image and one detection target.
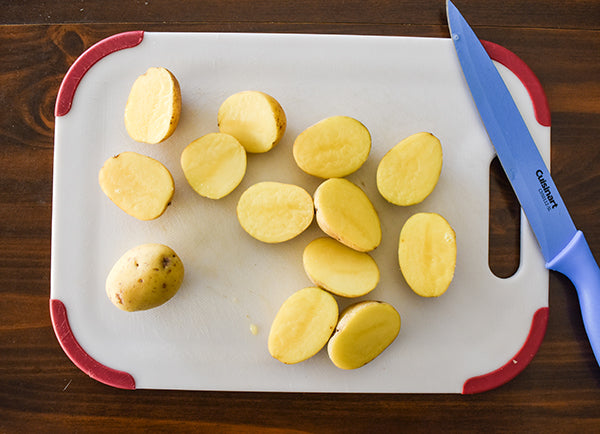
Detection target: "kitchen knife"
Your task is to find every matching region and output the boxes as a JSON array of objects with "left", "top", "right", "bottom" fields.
[{"left": 447, "top": 0, "right": 600, "bottom": 366}]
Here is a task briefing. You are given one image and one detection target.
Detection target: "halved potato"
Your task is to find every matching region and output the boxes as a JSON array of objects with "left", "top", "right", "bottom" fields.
[
  {"left": 236, "top": 182, "right": 314, "bottom": 243},
  {"left": 124, "top": 67, "right": 182, "bottom": 144},
  {"left": 181, "top": 133, "right": 247, "bottom": 199},
  {"left": 314, "top": 178, "right": 381, "bottom": 252},
  {"left": 376, "top": 132, "right": 443, "bottom": 206},
  {"left": 398, "top": 212, "right": 456, "bottom": 297},
  {"left": 98, "top": 151, "right": 174, "bottom": 220},
  {"left": 106, "top": 243, "right": 185, "bottom": 312},
  {"left": 217, "top": 90, "right": 286, "bottom": 153},
  {"left": 303, "top": 237, "right": 379, "bottom": 298},
  {"left": 293, "top": 116, "right": 371, "bottom": 178},
  {"left": 268, "top": 287, "right": 339, "bottom": 364},
  {"left": 328, "top": 301, "right": 401, "bottom": 370}
]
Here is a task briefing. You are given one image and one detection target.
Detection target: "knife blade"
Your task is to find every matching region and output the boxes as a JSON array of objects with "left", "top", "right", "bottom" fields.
[{"left": 447, "top": 0, "right": 600, "bottom": 366}]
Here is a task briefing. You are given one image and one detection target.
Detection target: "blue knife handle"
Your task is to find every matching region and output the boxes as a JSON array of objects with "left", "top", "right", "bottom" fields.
[{"left": 546, "top": 231, "right": 600, "bottom": 365}]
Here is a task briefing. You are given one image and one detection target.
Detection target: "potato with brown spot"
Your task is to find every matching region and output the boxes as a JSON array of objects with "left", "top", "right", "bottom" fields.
[{"left": 106, "top": 244, "right": 184, "bottom": 312}]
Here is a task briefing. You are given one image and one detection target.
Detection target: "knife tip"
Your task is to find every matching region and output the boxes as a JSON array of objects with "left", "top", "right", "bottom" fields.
[{"left": 446, "top": 0, "right": 459, "bottom": 36}]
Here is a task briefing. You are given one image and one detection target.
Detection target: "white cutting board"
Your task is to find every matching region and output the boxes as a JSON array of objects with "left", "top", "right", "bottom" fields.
[{"left": 51, "top": 32, "right": 549, "bottom": 393}]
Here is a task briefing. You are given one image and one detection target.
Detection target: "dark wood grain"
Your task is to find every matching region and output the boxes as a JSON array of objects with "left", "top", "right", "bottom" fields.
[{"left": 1, "top": 1, "right": 600, "bottom": 431}]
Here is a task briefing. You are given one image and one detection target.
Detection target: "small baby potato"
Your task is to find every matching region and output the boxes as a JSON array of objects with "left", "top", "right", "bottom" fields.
[
  {"left": 314, "top": 178, "right": 381, "bottom": 252},
  {"left": 236, "top": 182, "right": 314, "bottom": 243},
  {"left": 328, "top": 301, "right": 401, "bottom": 370},
  {"left": 268, "top": 287, "right": 339, "bottom": 364},
  {"left": 98, "top": 151, "right": 174, "bottom": 221},
  {"left": 293, "top": 116, "right": 371, "bottom": 178},
  {"left": 124, "top": 67, "right": 182, "bottom": 144},
  {"left": 303, "top": 237, "right": 379, "bottom": 298},
  {"left": 106, "top": 243, "right": 184, "bottom": 312},
  {"left": 181, "top": 133, "right": 247, "bottom": 199},
  {"left": 377, "top": 132, "right": 443, "bottom": 206},
  {"left": 398, "top": 212, "right": 456, "bottom": 297},
  {"left": 218, "top": 90, "right": 287, "bottom": 153}
]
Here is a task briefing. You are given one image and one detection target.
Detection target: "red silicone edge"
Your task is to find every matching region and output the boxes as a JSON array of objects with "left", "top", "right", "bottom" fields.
[
  {"left": 482, "top": 40, "right": 551, "bottom": 127},
  {"left": 50, "top": 299, "right": 136, "bottom": 390},
  {"left": 462, "top": 307, "right": 548, "bottom": 394},
  {"left": 55, "top": 31, "right": 144, "bottom": 117}
]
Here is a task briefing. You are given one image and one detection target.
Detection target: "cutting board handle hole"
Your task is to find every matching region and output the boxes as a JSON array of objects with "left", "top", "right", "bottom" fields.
[{"left": 488, "top": 156, "right": 521, "bottom": 278}]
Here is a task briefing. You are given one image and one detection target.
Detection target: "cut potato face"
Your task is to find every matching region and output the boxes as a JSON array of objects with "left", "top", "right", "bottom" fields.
[
  {"left": 303, "top": 237, "right": 379, "bottom": 298},
  {"left": 328, "top": 301, "right": 401, "bottom": 370},
  {"left": 398, "top": 212, "right": 456, "bottom": 297},
  {"left": 236, "top": 182, "right": 314, "bottom": 243},
  {"left": 218, "top": 91, "right": 287, "bottom": 153},
  {"left": 106, "top": 244, "right": 185, "bottom": 312},
  {"left": 293, "top": 116, "right": 371, "bottom": 178},
  {"left": 124, "top": 67, "right": 182, "bottom": 144},
  {"left": 268, "top": 287, "right": 339, "bottom": 364},
  {"left": 98, "top": 152, "right": 174, "bottom": 221},
  {"left": 377, "top": 132, "right": 443, "bottom": 206},
  {"left": 181, "top": 133, "right": 247, "bottom": 199},
  {"left": 314, "top": 178, "right": 381, "bottom": 252}
]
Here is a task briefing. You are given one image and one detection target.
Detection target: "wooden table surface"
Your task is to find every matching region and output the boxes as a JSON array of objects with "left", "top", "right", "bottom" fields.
[{"left": 1, "top": 0, "right": 599, "bottom": 431}]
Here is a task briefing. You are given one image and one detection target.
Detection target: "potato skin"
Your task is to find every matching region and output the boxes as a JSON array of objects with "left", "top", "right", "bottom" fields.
[{"left": 106, "top": 244, "right": 184, "bottom": 312}]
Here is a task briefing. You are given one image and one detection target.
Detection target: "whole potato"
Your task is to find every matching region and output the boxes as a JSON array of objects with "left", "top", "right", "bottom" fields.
[{"left": 106, "top": 244, "right": 184, "bottom": 312}]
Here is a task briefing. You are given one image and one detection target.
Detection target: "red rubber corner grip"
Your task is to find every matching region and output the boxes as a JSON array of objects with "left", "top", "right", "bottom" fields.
[
  {"left": 50, "top": 299, "right": 136, "bottom": 390},
  {"left": 463, "top": 307, "right": 548, "bottom": 394},
  {"left": 482, "top": 39, "right": 551, "bottom": 127},
  {"left": 55, "top": 31, "right": 144, "bottom": 117}
]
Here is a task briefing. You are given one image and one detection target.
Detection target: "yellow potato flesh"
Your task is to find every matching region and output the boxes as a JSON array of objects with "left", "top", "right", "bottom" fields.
[
  {"left": 293, "top": 116, "right": 371, "bottom": 178},
  {"left": 106, "top": 244, "right": 184, "bottom": 312},
  {"left": 181, "top": 133, "right": 247, "bottom": 199},
  {"left": 218, "top": 91, "right": 287, "bottom": 153},
  {"left": 303, "top": 237, "right": 379, "bottom": 298},
  {"left": 268, "top": 287, "right": 339, "bottom": 364},
  {"left": 236, "top": 182, "right": 314, "bottom": 243},
  {"left": 328, "top": 301, "right": 401, "bottom": 370},
  {"left": 398, "top": 212, "right": 456, "bottom": 297},
  {"left": 98, "top": 152, "right": 174, "bottom": 221},
  {"left": 314, "top": 178, "right": 381, "bottom": 252},
  {"left": 124, "top": 67, "right": 181, "bottom": 144},
  {"left": 376, "top": 132, "right": 443, "bottom": 206}
]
